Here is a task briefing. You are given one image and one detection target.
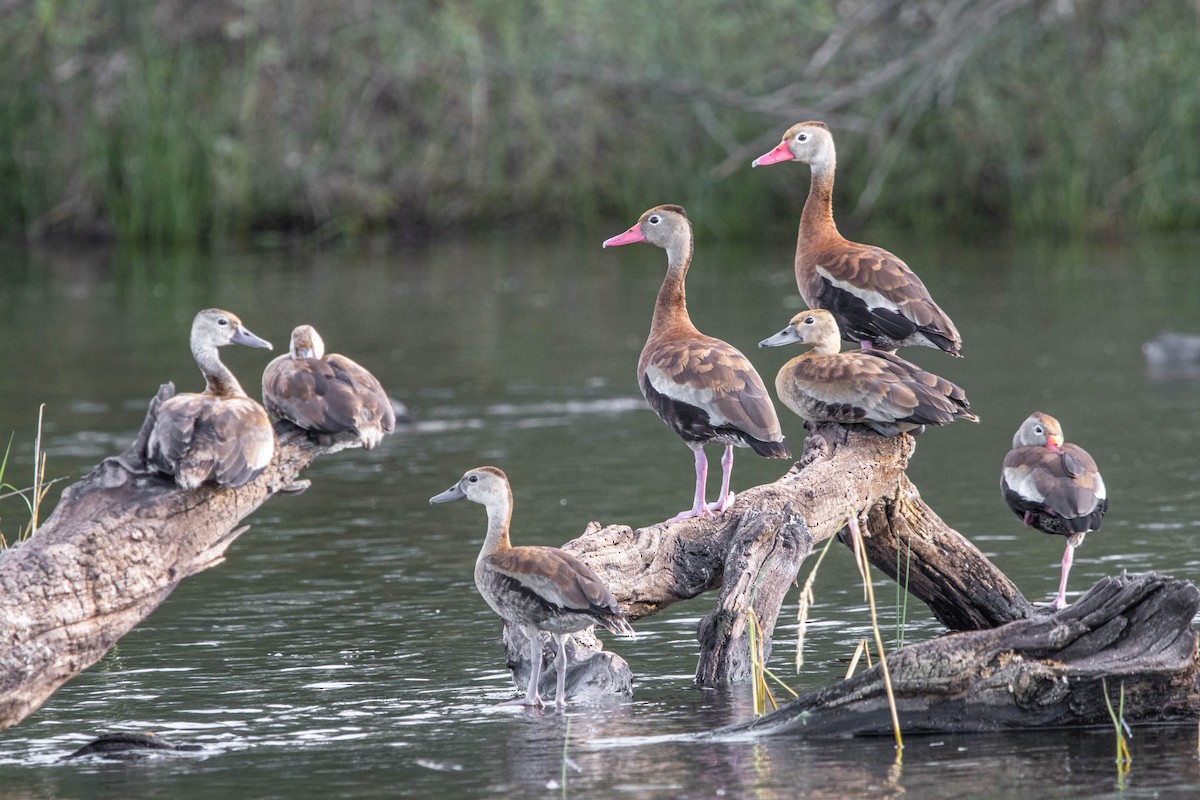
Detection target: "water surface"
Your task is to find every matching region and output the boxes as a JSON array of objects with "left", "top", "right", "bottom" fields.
[{"left": 2, "top": 232, "right": 1200, "bottom": 798}]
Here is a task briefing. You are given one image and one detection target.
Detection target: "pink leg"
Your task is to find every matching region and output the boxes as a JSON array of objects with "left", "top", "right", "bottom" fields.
[
  {"left": 501, "top": 632, "right": 545, "bottom": 707},
  {"left": 665, "top": 446, "right": 712, "bottom": 523},
  {"left": 1052, "top": 542, "right": 1075, "bottom": 610},
  {"left": 710, "top": 445, "right": 735, "bottom": 513}
]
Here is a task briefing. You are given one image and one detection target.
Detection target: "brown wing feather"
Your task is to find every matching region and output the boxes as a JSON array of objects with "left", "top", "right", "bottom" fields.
[
  {"left": 818, "top": 244, "right": 959, "bottom": 335},
  {"left": 149, "top": 394, "right": 274, "bottom": 488},
  {"left": 1003, "top": 446, "right": 1104, "bottom": 519},
  {"left": 777, "top": 351, "right": 972, "bottom": 426},
  {"left": 263, "top": 354, "right": 394, "bottom": 438},
  {"left": 486, "top": 546, "right": 620, "bottom": 616},
  {"left": 640, "top": 331, "right": 783, "bottom": 443}
]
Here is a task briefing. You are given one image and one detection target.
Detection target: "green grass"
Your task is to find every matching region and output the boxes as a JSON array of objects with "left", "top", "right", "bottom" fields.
[
  {"left": 0, "top": 406, "right": 54, "bottom": 548},
  {"left": 0, "top": 2, "right": 1198, "bottom": 247}
]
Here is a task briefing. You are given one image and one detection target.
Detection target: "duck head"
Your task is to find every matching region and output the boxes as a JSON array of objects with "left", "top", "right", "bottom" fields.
[
  {"left": 759, "top": 309, "right": 842, "bottom": 354},
  {"left": 1013, "top": 412, "right": 1065, "bottom": 452},
  {"left": 752, "top": 121, "right": 835, "bottom": 172}
]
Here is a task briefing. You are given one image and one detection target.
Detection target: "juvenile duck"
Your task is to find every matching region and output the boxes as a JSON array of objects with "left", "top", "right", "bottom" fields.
[
  {"left": 147, "top": 309, "right": 275, "bottom": 489},
  {"left": 1001, "top": 412, "right": 1107, "bottom": 609},
  {"left": 262, "top": 324, "right": 395, "bottom": 449},
  {"left": 753, "top": 121, "right": 962, "bottom": 356},
  {"left": 758, "top": 309, "right": 976, "bottom": 435},
  {"left": 430, "top": 466, "right": 634, "bottom": 708},
  {"left": 603, "top": 204, "right": 791, "bottom": 522}
]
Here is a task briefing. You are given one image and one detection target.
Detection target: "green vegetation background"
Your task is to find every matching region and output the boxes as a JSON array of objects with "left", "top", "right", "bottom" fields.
[{"left": 1, "top": 0, "right": 1197, "bottom": 247}]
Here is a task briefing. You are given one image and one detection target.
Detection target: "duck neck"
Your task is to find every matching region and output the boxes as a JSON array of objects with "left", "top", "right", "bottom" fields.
[
  {"left": 478, "top": 488, "right": 514, "bottom": 562},
  {"left": 810, "top": 336, "right": 842, "bottom": 356},
  {"left": 194, "top": 343, "right": 246, "bottom": 398},
  {"left": 800, "top": 155, "right": 838, "bottom": 243},
  {"left": 650, "top": 233, "right": 695, "bottom": 332}
]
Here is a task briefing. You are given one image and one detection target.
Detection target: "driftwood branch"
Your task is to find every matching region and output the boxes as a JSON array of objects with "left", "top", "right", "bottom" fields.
[
  {"left": 0, "top": 384, "right": 354, "bottom": 731},
  {"left": 502, "top": 423, "right": 1030, "bottom": 694},
  {"left": 719, "top": 572, "right": 1200, "bottom": 737}
]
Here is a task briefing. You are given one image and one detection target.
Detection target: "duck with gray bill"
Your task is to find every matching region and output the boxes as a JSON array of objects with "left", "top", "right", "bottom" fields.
[
  {"left": 758, "top": 309, "right": 977, "bottom": 436},
  {"left": 430, "top": 466, "right": 634, "bottom": 708},
  {"left": 146, "top": 309, "right": 275, "bottom": 489}
]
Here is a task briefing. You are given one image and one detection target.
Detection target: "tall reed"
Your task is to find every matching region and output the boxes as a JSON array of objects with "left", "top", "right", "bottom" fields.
[{"left": 0, "top": 2, "right": 1197, "bottom": 246}]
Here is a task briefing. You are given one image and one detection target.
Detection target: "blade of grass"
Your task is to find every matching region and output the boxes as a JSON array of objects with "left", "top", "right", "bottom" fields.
[{"left": 849, "top": 515, "right": 903, "bottom": 753}]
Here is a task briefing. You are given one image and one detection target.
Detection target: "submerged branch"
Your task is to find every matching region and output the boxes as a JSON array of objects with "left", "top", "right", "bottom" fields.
[{"left": 504, "top": 422, "right": 1032, "bottom": 691}]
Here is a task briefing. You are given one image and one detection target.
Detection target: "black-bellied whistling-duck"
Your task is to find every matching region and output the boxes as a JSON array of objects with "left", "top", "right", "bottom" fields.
[
  {"left": 752, "top": 121, "right": 962, "bottom": 356},
  {"left": 758, "top": 309, "right": 977, "bottom": 435},
  {"left": 430, "top": 466, "right": 634, "bottom": 708},
  {"left": 262, "top": 324, "right": 395, "bottom": 450},
  {"left": 1001, "top": 412, "right": 1107, "bottom": 610},
  {"left": 602, "top": 204, "right": 791, "bottom": 522},
  {"left": 146, "top": 309, "right": 275, "bottom": 489}
]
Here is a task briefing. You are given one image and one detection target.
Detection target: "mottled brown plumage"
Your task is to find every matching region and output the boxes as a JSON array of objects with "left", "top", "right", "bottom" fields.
[
  {"left": 759, "top": 309, "right": 976, "bottom": 436},
  {"left": 1001, "top": 412, "right": 1108, "bottom": 609},
  {"left": 147, "top": 309, "right": 275, "bottom": 489},
  {"left": 603, "top": 204, "right": 790, "bottom": 522},
  {"left": 430, "top": 466, "right": 633, "bottom": 708},
  {"left": 262, "top": 325, "right": 395, "bottom": 450},
  {"left": 753, "top": 121, "right": 962, "bottom": 355}
]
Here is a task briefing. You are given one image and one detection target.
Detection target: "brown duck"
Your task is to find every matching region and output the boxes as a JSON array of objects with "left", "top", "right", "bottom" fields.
[
  {"left": 262, "top": 324, "right": 395, "bottom": 449},
  {"left": 1001, "top": 412, "right": 1107, "bottom": 609},
  {"left": 753, "top": 121, "right": 962, "bottom": 356},
  {"left": 430, "top": 466, "right": 634, "bottom": 708},
  {"left": 758, "top": 309, "right": 977, "bottom": 435},
  {"left": 603, "top": 204, "right": 791, "bottom": 522},
  {"left": 146, "top": 309, "right": 275, "bottom": 489}
]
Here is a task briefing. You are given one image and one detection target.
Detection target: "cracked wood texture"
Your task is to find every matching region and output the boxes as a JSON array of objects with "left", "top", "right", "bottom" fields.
[
  {"left": 720, "top": 572, "right": 1200, "bottom": 737},
  {"left": 503, "top": 422, "right": 1033, "bottom": 692},
  {"left": 0, "top": 384, "right": 350, "bottom": 731}
]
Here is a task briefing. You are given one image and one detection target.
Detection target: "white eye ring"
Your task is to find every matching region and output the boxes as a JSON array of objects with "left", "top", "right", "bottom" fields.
[
  {"left": 649, "top": 215, "right": 661, "bottom": 225},
  {"left": 797, "top": 133, "right": 808, "bottom": 142},
  {"left": 217, "top": 317, "right": 229, "bottom": 326},
  {"left": 468, "top": 475, "right": 478, "bottom": 483}
]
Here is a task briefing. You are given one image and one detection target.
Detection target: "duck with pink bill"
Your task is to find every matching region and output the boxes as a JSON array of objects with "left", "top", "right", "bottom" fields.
[
  {"left": 753, "top": 121, "right": 961, "bottom": 356},
  {"left": 1001, "top": 412, "right": 1108, "bottom": 609},
  {"left": 602, "top": 204, "right": 791, "bottom": 523}
]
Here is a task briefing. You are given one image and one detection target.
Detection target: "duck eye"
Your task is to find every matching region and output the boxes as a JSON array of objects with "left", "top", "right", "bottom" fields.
[
  {"left": 217, "top": 317, "right": 229, "bottom": 326},
  {"left": 1034, "top": 426, "right": 1043, "bottom": 435},
  {"left": 648, "top": 215, "right": 661, "bottom": 225},
  {"left": 467, "top": 475, "right": 478, "bottom": 483},
  {"left": 797, "top": 133, "right": 808, "bottom": 142},
  {"left": 804, "top": 316, "right": 815, "bottom": 324}
]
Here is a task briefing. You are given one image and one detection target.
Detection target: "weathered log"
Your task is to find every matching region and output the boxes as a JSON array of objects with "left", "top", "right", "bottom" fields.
[
  {"left": 0, "top": 384, "right": 352, "bottom": 731},
  {"left": 717, "top": 572, "right": 1200, "bottom": 737},
  {"left": 502, "top": 423, "right": 1030, "bottom": 692}
]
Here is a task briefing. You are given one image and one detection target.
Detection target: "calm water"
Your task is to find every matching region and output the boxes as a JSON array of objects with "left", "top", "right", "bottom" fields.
[{"left": 2, "top": 231, "right": 1200, "bottom": 799}]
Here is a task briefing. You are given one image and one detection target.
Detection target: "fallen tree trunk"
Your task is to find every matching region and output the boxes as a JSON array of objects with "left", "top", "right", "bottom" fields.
[
  {"left": 0, "top": 384, "right": 350, "bottom": 731},
  {"left": 717, "top": 572, "right": 1200, "bottom": 737},
  {"left": 503, "top": 423, "right": 1032, "bottom": 694}
]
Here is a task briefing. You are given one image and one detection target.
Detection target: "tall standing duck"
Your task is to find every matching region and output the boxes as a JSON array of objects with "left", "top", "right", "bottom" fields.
[
  {"left": 603, "top": 205, "right": 791, "bottom": 522},
  {"left": 752, "top": 121, "right": 962, "bottom": 356},
  {"left": 1001, "top": 412, "right": 1107, "bottom": 609},
  {"left": 262, "top": 324, "right": 395, "bottom": 450},
  {"left": 430, "top": 466, "right": 634, "bottom": 708},
  {"left": 758, "top": 309, "right": 976, "bottom": 435},
  {"left": 147, "top": 309, "right": 275, "bottom": 489}
]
